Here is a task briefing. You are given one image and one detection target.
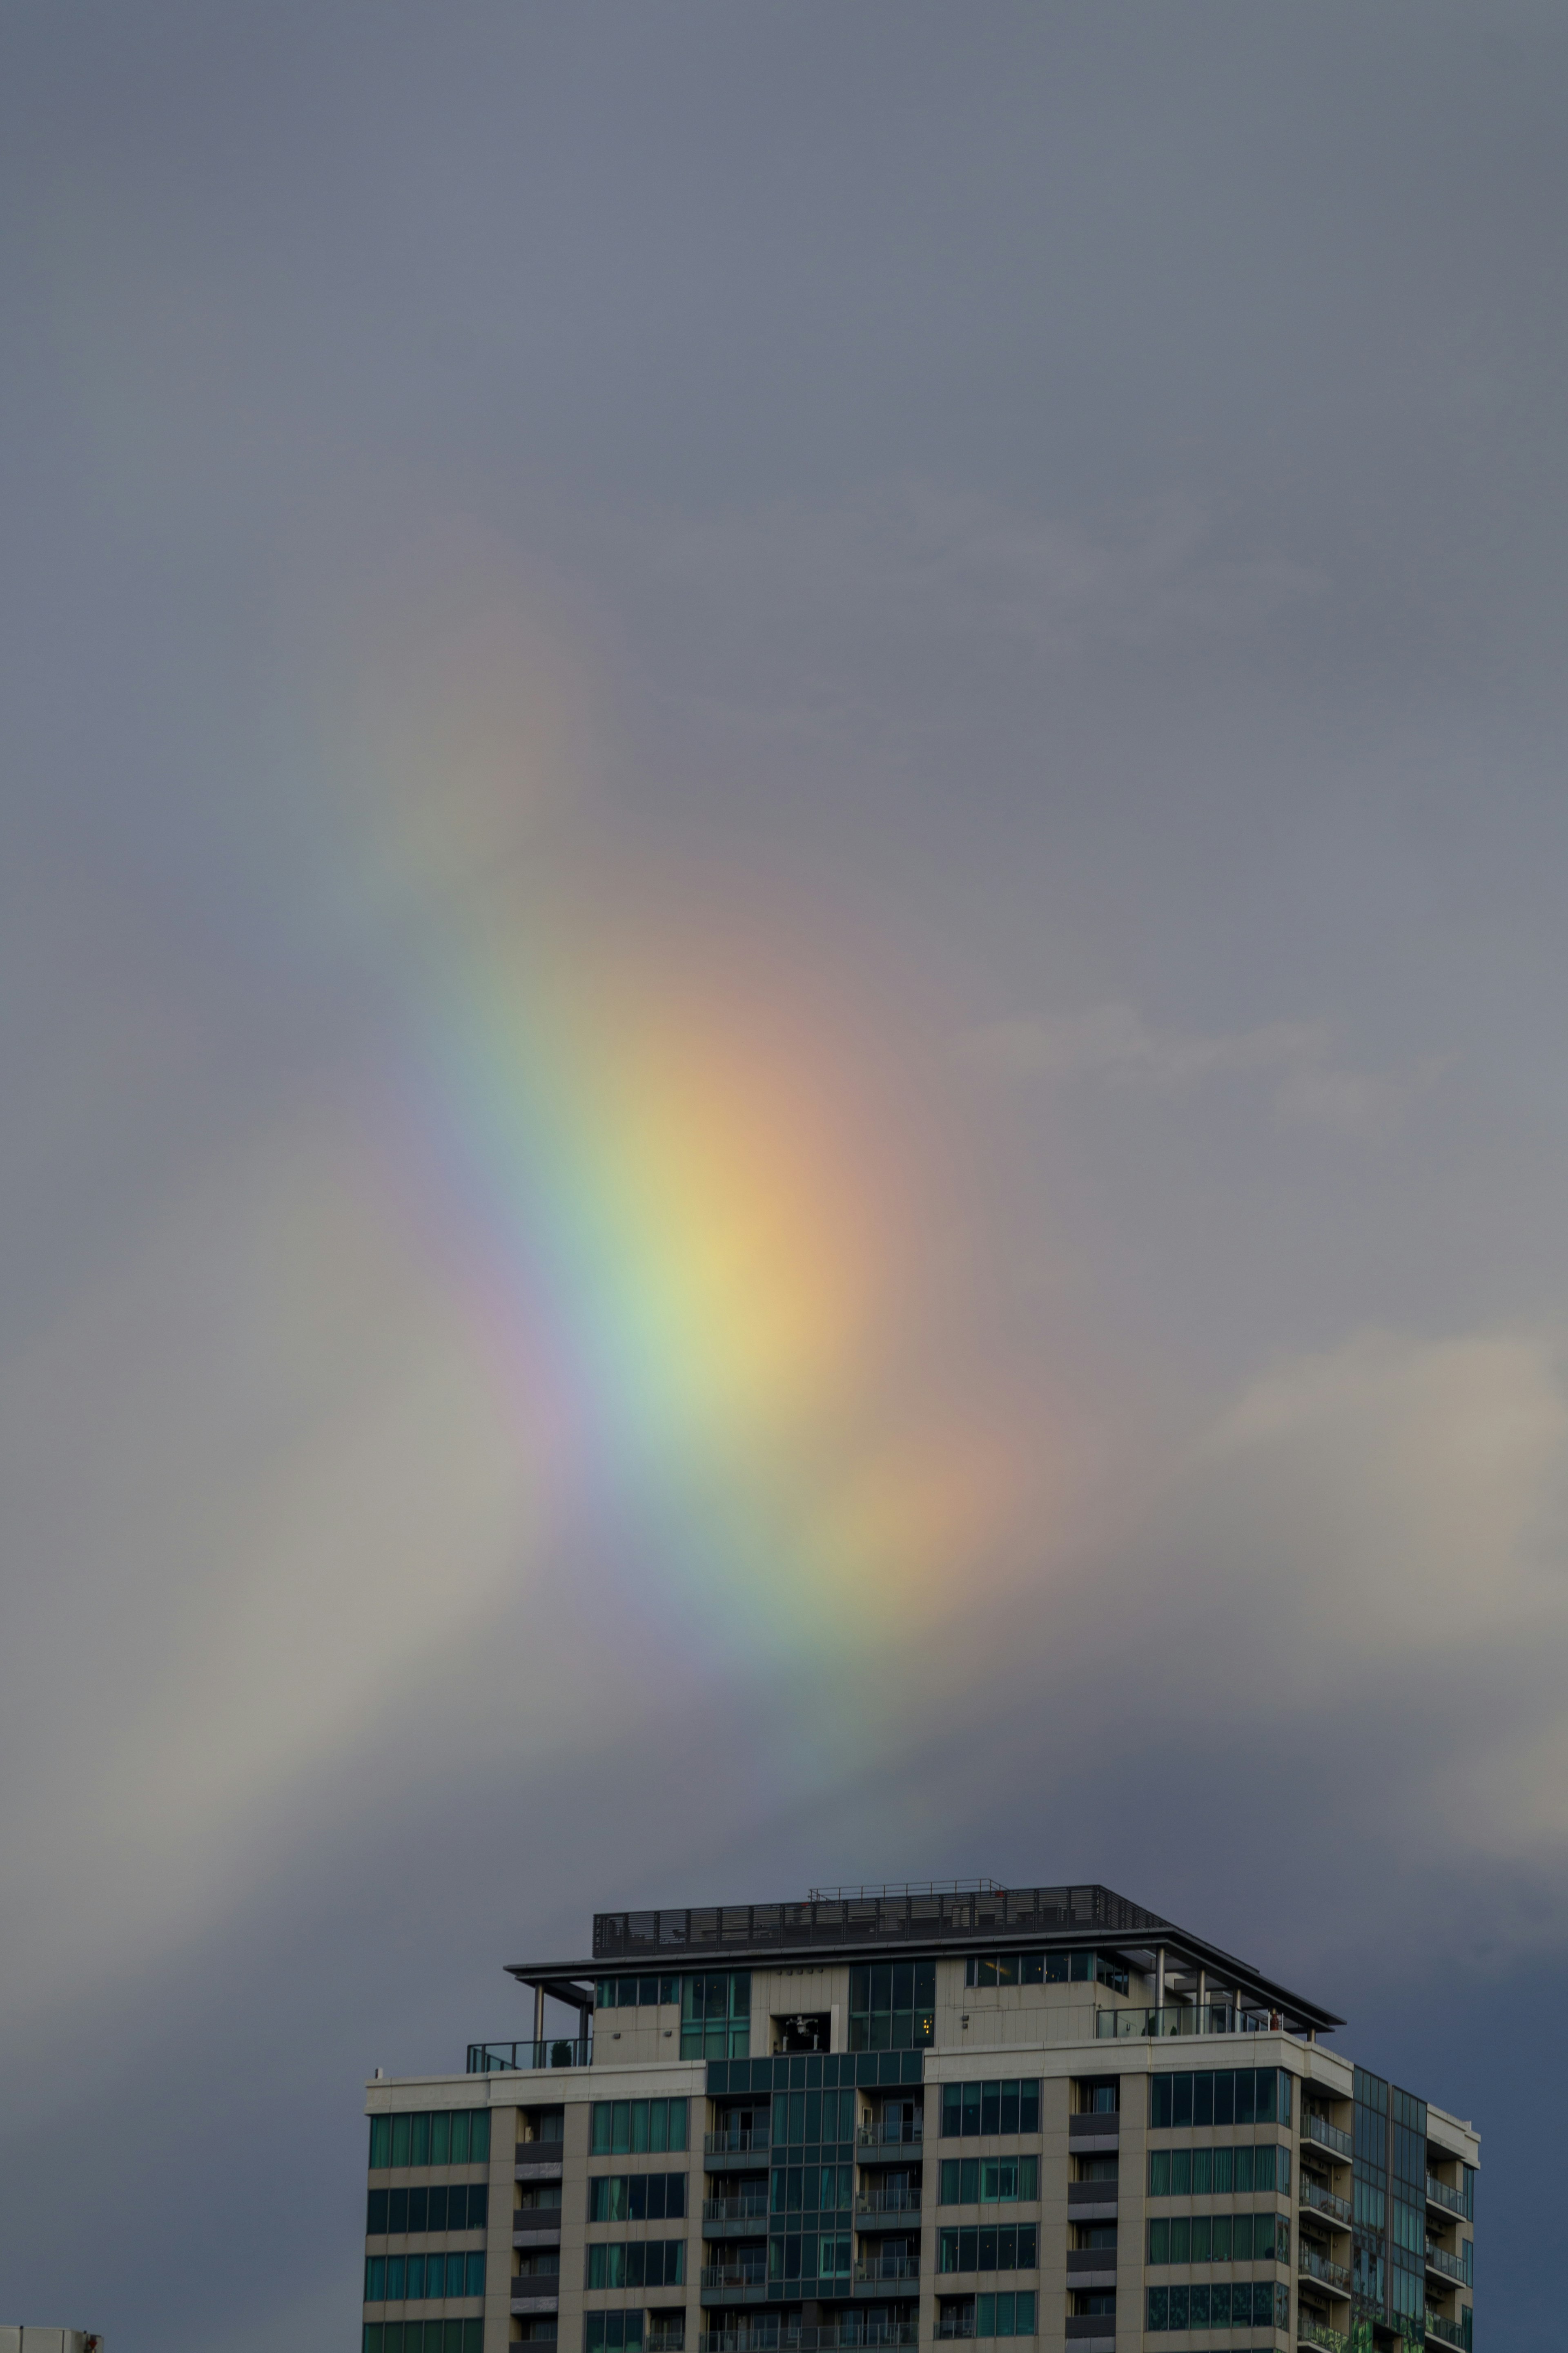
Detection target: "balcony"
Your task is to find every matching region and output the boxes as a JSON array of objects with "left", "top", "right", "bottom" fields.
[
  {"left": 855, "top": 2259, "right": 918, "bottom": 2288},
  {"left": 511, "top": 2292, "right": 561, "bottom": 2317},
  {"left": 1065, "top": 2252, "right": 1116, "bottom": 2290},
  {"left": 1425, "top": 2177, "right": 1471, "bottom": 2220},
  {"left": 1303, "top": 2112, "right": 1353, "bottom": 2161},
  {"left": 701, "top": 2328, "right": 916, "bottom": 2353},
  {"left": 1299, "top": 2177, "right": 1352, "bottom": 2228},
  {"left": 1067, "top": 2113, "right": 1118, "bottom": 2154},
  {"left": 1296, "top": 2324, "right": 1348, "bottom": 2353},
  {"left": 1298, "top": 2245, "right": 1352, "bottom": 2299},
  {"left": 1066, "top": 2182, "right": 1117, "bottom": 2221},
  {"left": 471, "top": 2039, "right": 591, "bottom": 2073},
  {"left": 706, "top": 2130, "right": 772, "bottom": 2171},
  {"left": 704, "top": 2199, "right": 771, "bottom": 2235},
  {"left": 858, "top": 2122, "right": 924, "bottom": 2149},
  {"left": 1425, "top": 2244, "right": 1470, "bottom": 2287},
  {"left": 1095, "top": 2001, "right": 1278, "bottom": 2040},
  {"left": 1426, "top": 2313, "right": 1471, "bottom": 2349},
  {"left": 702, "top": 2267, "right": 770, "bottom": 2303},
  {"left": 858, "top": 2194, "right": 922, "bottom": 2232},
  {"left": 513, "top": 2209, "right": 564, "bottom": 2245}
]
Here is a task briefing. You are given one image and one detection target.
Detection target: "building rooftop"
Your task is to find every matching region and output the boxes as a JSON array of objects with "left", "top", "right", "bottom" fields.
[{"left": 503, "top": 1878, "right": 1343, "bottom": 2035}]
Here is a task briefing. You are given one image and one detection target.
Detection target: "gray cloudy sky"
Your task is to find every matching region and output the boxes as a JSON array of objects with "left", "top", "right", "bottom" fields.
[{"left": 2, "top": 5, "right": 1566, "bottom": 2346}]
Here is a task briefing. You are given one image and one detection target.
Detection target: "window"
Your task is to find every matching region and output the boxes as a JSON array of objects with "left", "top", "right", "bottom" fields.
[
  {"left": 369, "top": 2110, "right": 492, "bottom": 2170},
  {"left": 770, "top": 2087, "right": 856, "bottom": 2148},
  {"left": 1145, "top": 2213, "right": 1290, "bottom": 2265},
  {"left": 964, "top": 1952, "right": 1127, "bottom": 1996},
  {"left": 364, "top": 2326, "right": 484, "bottom": 2353},
  {"left": 1147, "top": 2070, "right": 1292, "bottom": 2130},
  {"left": 1074, "top": 2156, "right": 1117, "bottom": 2182},
  {"left": 584, "top": 2319, "right": 644, "bottom": 2353},
  {"left": 1145, "top": 2284, "right": 1290, "bottom": 2333},
  {"left": 770, "top": 2163, "right": 855, "bottom": 2214},
  {"left": 936, "top": 2292, "right": 1036, "bottom": 2338},
  {"left": 363, "top": 2253, "right": 486, "bottom": 2303},
  {"left": 585, "top": 2242, "right": 686, "bottom": 2290},
  {"left": 849, "top": 1962, "right": 937, "bottom": 2050},
  {"left": 938, "top": 2158, "right": 1039, "bottom": 2204},
  {"left": 368, "top": 2185, "right": 490, "bottom": 2234},
  {"left": 1147, "top": 2146, "right": 1289, "bottom": 2196},
  {"left": 1074, "top": 2080, "right": 1119, "bottom": 2114},
  {"left": 519, "top": 2108, "right": 566, "bottom": 2145},
  {"left": 766, "top": 2231, "right": 853, "bottom": 2284},
  {"left": 681, "top": 1974, "right": 751, "bottom": 2061},
  {"left": 937, "top": 2226, "right": 1038, "bottom": 2273},
  {"left": 940, "top": 2081, "right": 1040, "bottom": 2139},
  {"left": 590, "top": 2174, "right": 687, "bottom": 2222},
  {"left": 590, "top": 2099, "right": 688, "bottom": 2155},
  {"left": 1071, "top": 2294, "right": 1114, "bottom": 2317},
  {"left": 597, "top": 1976, "right": 681, "bottom": 2008}
]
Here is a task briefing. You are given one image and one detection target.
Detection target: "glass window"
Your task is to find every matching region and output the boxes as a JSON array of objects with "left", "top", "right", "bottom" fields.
[
  {"left": 940, "top": 2080, "right": 1040, "bottom": 2139},
  {"left": 849, "top": 1960, "right": 937, "bottom": 2050},
  {"left": 590, "top": 2099, "right": 688, "bottom": 2154}
]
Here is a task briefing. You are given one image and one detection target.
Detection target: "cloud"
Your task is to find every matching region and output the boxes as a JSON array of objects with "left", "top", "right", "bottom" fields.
[{"left": 964, "top": 1000, "right": 1444, "bottom": 1137}]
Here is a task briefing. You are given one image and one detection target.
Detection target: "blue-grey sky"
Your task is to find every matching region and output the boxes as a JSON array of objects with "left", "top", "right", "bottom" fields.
[{"left": 1, "top": 6, "right": 1566, "bottom": 2347}]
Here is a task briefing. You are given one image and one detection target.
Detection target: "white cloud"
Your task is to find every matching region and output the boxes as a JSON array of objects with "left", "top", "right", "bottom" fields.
[{"left": 964, "top": 1000, "right": 1443, "bottom": 1136}]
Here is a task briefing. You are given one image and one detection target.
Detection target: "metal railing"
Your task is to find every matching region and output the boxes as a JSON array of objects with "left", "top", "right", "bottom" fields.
[
  {"left": 1096, "top": 2003, "right": 1278, "bottom": 2039},
  {"left": 702, "top": 2268, "right": 769, "bottom": 2292},
  {"left": 707, "top": 2130, "right": 772, "bottom": 2156},
  {"left": 1425, "top": 2177, "right": 1471, "bottom": 2219},
  {"left": 1425, "top": 2244, "right": 1470, "bottom": 2286},
  {"left": 701, "top": 2330, "right": 915, "bottom": 2353},
  {"left": 855, "top": 2259, "right": 918, "bottom": 2284},
  {"left": 705, "top": 2199, "right": 771, "bottom": 2227},
  {"left": 1298, "top": 2246, "right": 1352, "bottom": 2291},
  {"left": 859, "top": 2122, "right": 924, "bottom": 2148},
  {"left": 1299, "top": 2177, "right": 1352, "bottom": 2226},
  {"left": 857, "top": 2191, "right": 920, "bottom": 2217},
  {"left": 470, "top": 2038, "right": 591, "bottom": 2073},
  {"left": 1425, "top": 2315, "right": 1470, "bottom": 2350},
  {"left": 1303, "top": 2112, "right": 1353, "bottom": 2160},
  {"left": 1296, "top": 2325, "right": 1349, "bottom": 2353}
]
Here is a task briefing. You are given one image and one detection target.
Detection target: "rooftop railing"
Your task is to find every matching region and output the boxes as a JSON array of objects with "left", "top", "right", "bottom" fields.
[
  {"left": 1299, "top": 2178, "right": 1352, "bottom": 2226},
  {"left": 1096, "top": 2003, "right": 1281, "bottom": 2040},
  {"left": 470, "top": 2038, "right": 591, "bottom": 2073},
  {"left": 1303, "top": 2112, "right": 1354, "bottom": 2161},
  {"left": 595, "top": 1885, "right": 1169, "bottom": 1960}
]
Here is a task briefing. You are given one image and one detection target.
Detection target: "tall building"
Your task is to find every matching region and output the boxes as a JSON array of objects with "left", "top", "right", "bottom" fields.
[{"left": 361, "top": 1881, "right": 1477, "bottom": 2353}]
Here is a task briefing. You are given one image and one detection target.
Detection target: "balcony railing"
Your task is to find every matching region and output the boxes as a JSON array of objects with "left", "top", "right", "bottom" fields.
[
  {"left": 1095, "top": 2002, "right": 1278, "bottom": 2040},
  {"left": 859, "top": 2122, "right": 924, "bottom": 2147},
  {"left": 703, "top": 2268, "right": 769, "bottom": 2292},
  {"left": 1298, "top": 2246, "right": 1352, "bottom": 2292},
  {"left": 705, "top": 2199, "right": 771, "bottom": 2227},
  {"left": 701, "top": 2330, "right": 916, "bottom": 2353},
  {"left": 1299, "top": 2177, "right": 1352, "bottom": 2226},
  {"left": 707, "top": 2130, "right": 772, "bottom": 2157},
  {"left": 858, "top": 2191, "right": 921, "bottom": 2217},
  {"left": 1303, "top": 2112, "right": 1353, "bottom": 2161},
  {"left": 1425, "top": 2313, "right": 1470, "bottom": 2349},
  {"left": 855, "top": 2259, "right": 918, "bottom": 2285},
  {"left": 1426, "top": 2177, "right": 1471, "bottom": 2219},
  {"left": 1425, "top": 2243, "right": 1470, "bottom": 2286},
  {"left": 1296, "top": 2325, "right": 1349, "bottom": 2353},
  {"left": 470, "top": 2038, "right": 591, "bottom": 2072}
]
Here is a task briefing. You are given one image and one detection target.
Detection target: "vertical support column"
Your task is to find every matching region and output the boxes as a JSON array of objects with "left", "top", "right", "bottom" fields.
[
  {"left": 1154, "top": 1947, "right": 1165, "bottom": 2029},
  {"left": 534, "top": 1982, "right": 546, "bottom": 2052},
  {"left": 1196, "top": 1967, "right": 1206, "bottom": 2032}
]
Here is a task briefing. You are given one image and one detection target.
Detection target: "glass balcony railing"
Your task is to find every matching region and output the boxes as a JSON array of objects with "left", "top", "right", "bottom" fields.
[
  {"left": 857, "top": 2191, "right": 920, "bottom": 2217},
  {"left": 1299, "top": 2177, "right": 1352, "bottom": 2226},
  {"left": 1425, "top": 2177, "right": 1471, "bottom": 2219},
  {"left": 700, "top": 2329, "right": 916, "bottom": 2353},
  {"left": 858, "top": 2121, "right": 924, "bottom": 2147},
  {"left": 1296, "top": 2324, "right": 1349, "bottom": 2353},
  {"left": 705, "top": 2199, "right": 771, "bottom": 2227},
  {"left": 469, "top": 2038, "right": 591, "bottom": 2072},
  {"left": 855, "top": 2259, "right": 919, "bottom": 2284},
  {"left": 1303, "top": 2112, "right": 1353, "bottom": 2160},
  {"left": 702, "top": 2268, "right": 769, "bottom": 2292},
  {"left": 707, "top": 2130, "right": 772, "bottom": 2156},
  {"left": 1095, "top": 2003, "right": 1277, "bottom": 2039},
  {"left": 1425, "top": 2244, "right": 1471, "bottom": 2286},
  {"left": 1298, "top": 2246, "right": 1352, "bottom": 2292},
  {"left": 1425, "top": 2312, "right": 1470, "bottom": 2348}
]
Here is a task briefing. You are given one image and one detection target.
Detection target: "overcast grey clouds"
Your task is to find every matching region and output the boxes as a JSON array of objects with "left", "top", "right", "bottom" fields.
[{"left": 1, "top": 6, "right": 1567, "bottom": 2347}]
